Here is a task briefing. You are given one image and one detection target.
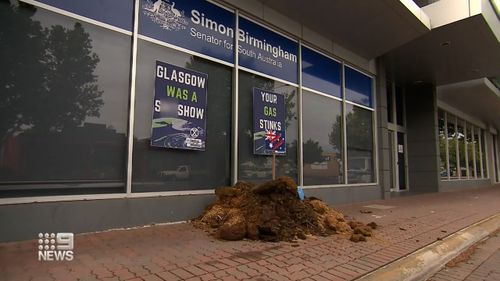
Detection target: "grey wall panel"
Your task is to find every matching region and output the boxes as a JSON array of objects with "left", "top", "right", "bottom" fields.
[
  {"left": 439, "top": 179, "right": 492, "bottom": 192},
  {"left": 376, "top": 60, "right": 390, "bottom": 197},
  {"left": 0, "top": 184, "right": 383, "bottom": 243},
  {"left": 0, "top": 194, "right": 215, "bottom": 243},
  {"left": 304, "top": 185, "right": 381, "bottom": 206},
  {"left": 405, "top": 84, "right": 440, "bottom": 193},
  {"left": 406, "top": 140, "right": 441, "bottom": 157},
  {"left": 409, "top": 156, "right": 441, "bottom": 172},
  {"left": 411, "top": 172, "right": 442, "bottom": 192},
  {"left": 379, "top": 149, "right": 391, "bottom": 172}
]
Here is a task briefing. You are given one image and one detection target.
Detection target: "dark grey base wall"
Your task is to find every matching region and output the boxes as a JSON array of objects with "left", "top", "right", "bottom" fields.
[
  {"left": 0, "top": 185, "right": 382, "bottom": 243},
  {"left": 304, "top": 185, "right": 382, "bottom": 206},
  {"left": 439, "top": 179, "right": 492, "bottom": 192},
  {"left": 0, "top": 194, "right": 215, "bottom": 243}
]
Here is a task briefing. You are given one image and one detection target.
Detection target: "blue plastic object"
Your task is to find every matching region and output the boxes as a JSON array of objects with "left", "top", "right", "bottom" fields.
[{"left": 297, "top": 186, "right": 305, "bottom": 201}]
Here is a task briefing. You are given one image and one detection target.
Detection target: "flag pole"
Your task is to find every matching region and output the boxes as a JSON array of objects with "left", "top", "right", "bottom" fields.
[{"left": 272, "top": 150, "right": 276, "bottom": 180}]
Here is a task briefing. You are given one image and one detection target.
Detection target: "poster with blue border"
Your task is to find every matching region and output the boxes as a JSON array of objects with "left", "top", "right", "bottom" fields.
[
  {"left": 151, "top": 61, "right": 208, "bottom": 151},
  {"left": 253, "top": 87, "right": 286, "bottom": 155}
]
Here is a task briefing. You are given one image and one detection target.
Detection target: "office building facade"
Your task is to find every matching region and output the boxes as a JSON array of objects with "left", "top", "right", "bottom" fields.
[{"left": 0, "top": 0, "right": 499, "bottom": 241}]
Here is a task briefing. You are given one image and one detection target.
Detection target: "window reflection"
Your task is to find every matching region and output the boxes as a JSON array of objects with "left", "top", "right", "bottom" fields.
[
  {"left": 465, "top": 123, "right": 473, "bottom": 178},
  {"left": 346, "top": 104, "right": 374, "bottom": 183},
  {"left": 447, "top": 117, "right": 458, "bottom": 178},
  {"left": 457, "top": 119, "right": 467, "bottom": 178},
  {"left": 395, "top": 86, "right": 404, "bottom": 126},
  {"left": 438, "top": 110, "right": 448, "bottom": 178},
  {"left": 132, "top": 40, "right": 231, "bottom": 192},
  {"left": 0, "top": 3, "right": 129, "bottom": 188},
  {"left": 474, "top": 128, "right": 481, "bottom": 178},
  {"left": 302, "top": 91, "right": 343, "bottom": 185},
  {"left": 238, "top": 71, "right": 298, "bottom": 183},
  {"left": 301, "top": 47, "right": 341, "bottom": 98},
  {"left": 387, "top": 81, "right": 394, "bottom": 123},
  {"left": 440, "top": 111, "right": 488, "bottom": 181},
  {"left": 480, "top": 129, "right": 487, "bottom": 178},
  {"left": 345, "top": 67, "right": 372, "bottom": 108}
]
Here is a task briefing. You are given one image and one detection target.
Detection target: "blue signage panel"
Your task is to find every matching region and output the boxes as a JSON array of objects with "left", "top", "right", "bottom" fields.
[
  {"left": 151, "top": 61, "right": 208, "bottom": 151},
  {"left": 253, "top": 88, "right": 286, "bottom": 155},
  {"left": 239, "top": 17, "right": 298, "bottom": 84},
  {"left": 345, "top": 67, "right": 373, "bottom": 108},
  {"left": 302, "top": 46, "right": 342, "bottom": 98},
  {"left": 139, "top": 0, "right": 235, "bottom": 63},
  {"left": 36, "top": 0, "right": 134, "bottom": 32}
]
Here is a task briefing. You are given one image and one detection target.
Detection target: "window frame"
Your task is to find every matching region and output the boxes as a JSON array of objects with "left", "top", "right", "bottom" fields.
[{"left": 0, "top": 0, "right": 380, "bottom": 203}]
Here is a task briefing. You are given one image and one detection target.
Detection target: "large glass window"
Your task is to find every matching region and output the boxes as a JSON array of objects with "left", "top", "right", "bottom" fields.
[
  {"left": 440, "top": 109, "right": 490, "bottom": 181},
  {"left": 465, "top": 123, "right": 475, "bottom": 179},
  {"left": 0, "top": 2, "right": 130, "bottom": 196},
  {"left": 132, "top": 40, "right": 232, "bottom": 192},
  {"left": 35, "top": 0, "right": 134, "bottom": 31},
  {"left": 346, "top": 104, "right": 374, "bottom": 183},
  {"left": 457, "top": 120, "right": 467, "bottom": 178},
  {"left": 345, "top": 67, "right": 372, "bottom": 108},
  {"left": 395, "top": 86, "right": 404, "bottom": 126},
  {"left": 438, "top": 110, "right": 448, "bottom": 179},
  {"left": 302, "top": 47, "right": 341, "bottom": 98},
  {"left": 302, "top": 91, "right": 343, "bottom": 185},
  {"left": 480, "top": 129, "right": 487, "bottom": 178},
  {"left": 238, "top": 71, "right": 298, "bottom": 183},
  {"left": 1, "top": 2, "right": 384, "bottom": 199},
  {"left": 474, "top": 128, "right": 481, "bottom": 178},
  {"left": 386, "top": 81, "right": 394, "bottom": 123},
  {"left": 447, "top": 116, "right": 458, "bottom": 179}
]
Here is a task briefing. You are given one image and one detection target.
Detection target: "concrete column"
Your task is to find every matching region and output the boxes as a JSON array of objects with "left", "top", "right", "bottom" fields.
[
  {"left": 405, "top": 84, "right": 440, "bottom": 193},
  {"left": 375, "top": 60, "right": 391, "bottom": 198}
]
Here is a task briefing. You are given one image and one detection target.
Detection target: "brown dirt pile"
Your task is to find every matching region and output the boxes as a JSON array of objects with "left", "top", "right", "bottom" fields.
[{"left": 192, "top": 177, "right": 375, "bottom": 242}]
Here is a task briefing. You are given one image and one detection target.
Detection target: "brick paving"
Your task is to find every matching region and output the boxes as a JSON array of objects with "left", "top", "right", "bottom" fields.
[
  {"left": 428, "top": 232, "right": 500, "bottom": 281},
  {"left": 0, "top": 185, "right": 499, "bottom": 281}
]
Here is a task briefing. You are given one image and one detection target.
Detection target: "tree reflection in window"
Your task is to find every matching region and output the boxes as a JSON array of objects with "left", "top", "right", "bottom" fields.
[
  {"left": 345, "top": 105, "right": 374, "bottom": 183},
  {"left": 1, "top": 3, "right": 102, "bottom": 139},
  {"left": 0, "top": 2, "right": 127, "bottom": 187},
  {"left": 302, "top": 90, "right": 343, "bottom": 185}
]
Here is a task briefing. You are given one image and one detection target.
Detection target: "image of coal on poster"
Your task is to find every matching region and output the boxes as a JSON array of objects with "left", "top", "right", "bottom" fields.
[
  {"left": 150, "top": 60, "right": 208, "bottom": 151},
  {"left": 253, "top": 87, "right": 286, "bottom": 155}
]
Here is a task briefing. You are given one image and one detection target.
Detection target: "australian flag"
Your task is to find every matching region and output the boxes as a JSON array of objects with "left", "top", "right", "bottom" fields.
[{"left": 265, "top": 130, "right": 286, "bottom": 154}]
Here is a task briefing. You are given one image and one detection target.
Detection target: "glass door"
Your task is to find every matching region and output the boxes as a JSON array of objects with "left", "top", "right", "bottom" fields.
[
  {"left": 397, "top": 132, "right": 407, "bottom": 190},
  {"left": 389, "top": 130, "right": 407, "bottom": 191},
  {"left": 387, "top": 81, "right": 408, "bottom": 191},
  {"left": 389, "top": 131, "right": 395, "bottom": 190}
]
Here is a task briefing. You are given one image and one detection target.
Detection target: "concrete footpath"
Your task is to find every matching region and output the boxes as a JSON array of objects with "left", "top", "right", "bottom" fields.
[
  {"left": 428, "top": 231, "right": 500, "bottom": 281},
  {"left": 0, "top": 185, "right": 499, "bottom": 281}
]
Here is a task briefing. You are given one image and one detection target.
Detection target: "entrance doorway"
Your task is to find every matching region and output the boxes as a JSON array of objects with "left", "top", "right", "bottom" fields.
[
  {"left": 387, "top": 81, "right": 408, "bottom": 191},
  {"left": 389, "top": 130, "right": 408, "bottom": 191}
]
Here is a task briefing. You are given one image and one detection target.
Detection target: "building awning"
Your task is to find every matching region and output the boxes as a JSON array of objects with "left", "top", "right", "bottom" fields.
[
  {"left": 383, "top": 0, "right": 500, "bottom": 86},
  {"left": 254, "top": 0, "right": 430, "bottom": 59},
  {"left": 438, "top": 78, "right": 500, "bottom": 131}
]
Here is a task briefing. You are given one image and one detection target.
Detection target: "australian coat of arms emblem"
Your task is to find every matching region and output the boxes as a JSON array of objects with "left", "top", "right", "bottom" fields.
[{"left": 143, "top": 0, "right": 189, "bottom": 31}]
